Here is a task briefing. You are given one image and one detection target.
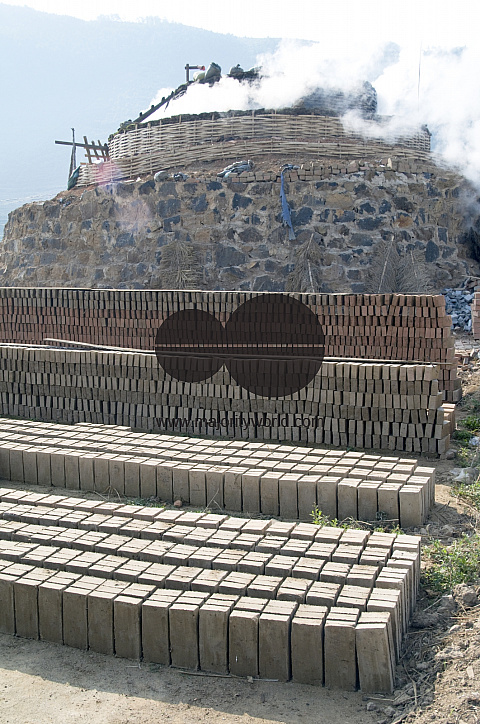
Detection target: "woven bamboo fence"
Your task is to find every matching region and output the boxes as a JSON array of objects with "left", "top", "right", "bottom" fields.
[{"left": 78, "top": 114, "right": 431, "bottom": 187}]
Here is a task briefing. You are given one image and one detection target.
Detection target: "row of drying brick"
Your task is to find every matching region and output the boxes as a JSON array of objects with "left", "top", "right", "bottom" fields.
[
  {"left": 0, "top": 401, "right": 453, "bottom": 452},
  {"left": 0, "top": 486, "right": 420, "bottom": 666},
  {"left": 0, "top": 417, "right": 439, "bottom": 466},
  {"left": 0, "top": 441, "right": 434, "bottom": 526},
  {"left": 0, "top": 345, "right": 453, "bottom": 450},
  {"left": 0, "top": 508, "right": 419, "bottom": 589},
  {"left": 0, "top": 532, "right": 417, "bottom": 637},
  {"left": 0, "top": 485, "right": 420, "bottom": 649},
  {"left": 0, "top": 289, "right": 459, "bottom": 402},
  {"left": 0, "top": 559, "right": 398, "bottom": 692}
]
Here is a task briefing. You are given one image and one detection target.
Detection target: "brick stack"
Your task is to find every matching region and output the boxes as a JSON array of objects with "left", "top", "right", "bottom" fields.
[
  {"left": 0, "top": 289, "right": 460, "bottom": 401},
  {"left": 0, "top": 419, "right": 438, "bottom": 526},
  {"left": 0, "top": 345, "right": 454, "bottom": 454},
  {"left": 0, "top": 486, "right": 421, "bottom": 693},
  {"left": 472, "top": 291, "right": 480, "bottom": 339}
]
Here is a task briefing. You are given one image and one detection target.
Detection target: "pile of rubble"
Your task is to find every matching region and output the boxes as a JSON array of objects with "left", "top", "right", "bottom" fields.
[{"left": 443, "top": 289, "right": 474, "bottom": 332}]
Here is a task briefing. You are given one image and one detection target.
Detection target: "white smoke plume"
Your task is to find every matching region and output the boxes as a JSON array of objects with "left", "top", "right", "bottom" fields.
[{"left": 148, "top": 39, "right": 480, "bottom": 188}]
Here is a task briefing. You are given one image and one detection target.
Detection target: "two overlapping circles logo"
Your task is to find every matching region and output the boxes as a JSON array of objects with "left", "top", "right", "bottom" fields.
[{"left": 154, "top": 294, "right": 325, "bottom": 397}]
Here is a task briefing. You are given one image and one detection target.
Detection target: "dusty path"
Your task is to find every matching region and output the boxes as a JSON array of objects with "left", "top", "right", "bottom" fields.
[{"left": 0, "top": 633, "right": 374, "bottom": 724}]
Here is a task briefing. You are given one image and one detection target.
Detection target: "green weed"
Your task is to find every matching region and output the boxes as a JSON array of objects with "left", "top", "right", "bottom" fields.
[
  {"left": 452, "top": 429, "right": 472, "bottom": 443},
  {"left": 453, "top": 478, "right": 480, "bottom": 511},
  {"left": 462, "top": 415, "right": 480, "bottom": 432},
  {"left": 456, "top": 446, "right": 473, "bottom": 467},
  {"left": 311, "top": 505, "right": 339, "bottom": 527},
  {"left": 422, "top": 534, "right": 480, "bottom": 593}
]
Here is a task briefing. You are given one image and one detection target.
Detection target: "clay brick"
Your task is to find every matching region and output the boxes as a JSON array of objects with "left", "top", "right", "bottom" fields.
[
  {"left": 199, "top": 595, "right": 237, "bottom": 673},
  {"left": 114, "top": 595, "right": 142, "bottom": 659},
  {"left": 291, "top": 605, "right": 327, "bottom": 685}
]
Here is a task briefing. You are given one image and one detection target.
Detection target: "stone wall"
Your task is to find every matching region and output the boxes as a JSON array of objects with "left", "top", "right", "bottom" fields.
[{"left": 1, "top": 158, "right": 478, "bottom": 293}]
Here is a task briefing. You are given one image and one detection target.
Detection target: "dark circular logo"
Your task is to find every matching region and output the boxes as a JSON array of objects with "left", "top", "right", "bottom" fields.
[{"left": 154, "top": 294, "right": 325, "bottom": 397}]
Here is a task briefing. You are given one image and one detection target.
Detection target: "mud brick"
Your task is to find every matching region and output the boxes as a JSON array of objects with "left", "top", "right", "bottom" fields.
[
  {"left": 63, "top": 581, "right": 98, "bottom": 649},
  {"left": 292, "top": 556, "right": 323, "bottom": 580},
  {"left": 156, "top": 462, "right": 174, "bottom": 502},
  {"left": 236, "top": 551, "right": 271, "bottom": 575},
  {"left": 346, "top": 564, "right": 379, "bottom": 588},
  {"left": 195, "top": 513, "right": 228, "bottom": 529},
  {"left": 368, "top": 531, "right": 396, "bottom": 551},
  {"left": 0, "top": 451, "right": 11, "bottom": 480},
  {"left": 107, "top": 457, "right": 126, "bottom": 496},
  {"left": 218, "top": 517, "right": 247, "bottom": 533},
  {"left": 187, "top": 546, "right": 218, "bottom": 569},
  {"left": 122, "top": 459, "right": 141, "bottom": 498},
  {"left": 320, "top": 561, "right": 351, "bottom": 585},
  {"left": 87, "top": 588, "right": 117, "bottom": 654},
  {"left": 332, "top": 544, "right": 363, "bottom": 565},
  {"left": 356, "top": 611, "right": 395, "bottom": 693},
  {"left": 297, "top": 476, "right": 318, "bottom": 521},
  {"left": 324, "top": 607, "right": 360, "bottom": 690},
  {"left": 206, "top": 466, "right": 227, "bottom": 510},
  {"left": 137, "top": 562, "right": 175, "bottom": 586},
  {"left": 212, "top": 549, "right": 245, "bottom": 571},
  {"left": 305, "top": 580, "right": 340, "bottom": 607},
  {"left": 218, "top": 571, "right": 255, "bottom": 596},
  {"left": 360, "top": 547, "right": 390, "bottom": 567},
  {"left": 189, "top": 466, "right": 208, "bottom": 508},
  {"left": 279, "top": 474, "right": 300, "bottom": 519},
  {"left": 280, "top": 539, "right": 310, "bottom": 557},
  {"left": 142, "top": 590, "right": 180, "bottom": 664},
  {"left": 255, "top": 536, "right": 286, "bottom": 554},
  {"left": 247, "top": 574, "right": 282, "bottom": 599},
  {"left": 163, "top": 525, "right": 191, "bottom": 543},
  {"left": 38, "top": 578, "right": 70, "bottom": 643},
  {"left": 337, "top": 478, "right": 362, "bottom": 520},
  {"left": 341, "top": 528, "right": 370, "bottom": 548},
  {"left": 164, "top": 565, "right": 202, "bottom": 591},
  {"left": 291, "top": 604, "right": 328, "bottom": 685},
  {"left": 259, "top": 600, "right": 297, "bottom": 682},
  {"left": 305, "top": 541, "right": 336, "bottom": 561},
  {"left": 265, "top": 555, "right": 298, "bottom": 577},
  {"left": 387, "top": 558, "right": 417, "bottom": 610},
  {"left": 239, "top": 519, "right": 272, "bottom": 535},
  {"left": 163, "top": 544, "right": 197, "bottom": 566},
  {"left": 357, "top": 481, "right": 381, "bottom": 522},
  {"left": 199, "top": 594, "right": 237, "bottom": 673},
  {"left": 113, "top": 595, "right": 143, "bottom": 659},
  {"left": 229, "top": 597, "right": 267, "bottom": 677},
  {"left": 191, "top": 568, "right": 228, "bottom": 593},
  {"left": 223, "top": 468, "right": 243, "bottom": 511},
  {"left": 377, "top": 483, "right": 401, "bottom": 522},
  {"left": 375, "top": 571, "right": 409, "bottom": 633},
  {"left": 277, "top": 577, "right": 311, "bottom": 602},
  {"left": 169, "top": 593, "right": 205, "bottom": 669},
  {"left": 399, "top": 485, "right": 425, "bottom": 527},
  {"left": 260, "top": 471, "right": 282, "bottom": 516},
  {"left": 266, "top": 521, "right": 296, "bottom": 538},
  {"left": 22, "top": 449, "right": 38, "bottom": 485},
  {"left": 316, "top": 477, "right": 339, "bottom": 518},
  {"left": 336, "top": 584, "right": 371, "bottom": 611},
  {"left": 230, "top": 532, "right": 262, "bottom": 551},
  {"left": 367, "top": 589, "right": 402, "bottom": 657},
  {"left": 0, "top": 572, "right": 16, "bottom": 633},
  {"left": 78, "top": 455, "right": 95, "bottom": 492},
  {"left": 9, "top": 448, "right": 24, "bottom": 483},
  {"left": 172, "top": 463, "right": 190, "bottom": 503}
]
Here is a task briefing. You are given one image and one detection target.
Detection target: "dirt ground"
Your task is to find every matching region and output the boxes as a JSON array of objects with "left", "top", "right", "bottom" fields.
[{"left": 1, "top": 344, "right": 480, "bottom": 724}]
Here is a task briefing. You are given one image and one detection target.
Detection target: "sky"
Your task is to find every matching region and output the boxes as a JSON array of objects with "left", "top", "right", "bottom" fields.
[
  {"left": 2, "top": 0, "right": 480, "bottom": 222},
  {"left": 3, "top": 0, "right": 478, "bottom": 46}
]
